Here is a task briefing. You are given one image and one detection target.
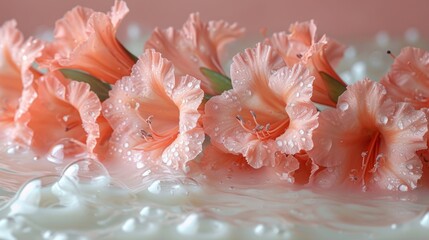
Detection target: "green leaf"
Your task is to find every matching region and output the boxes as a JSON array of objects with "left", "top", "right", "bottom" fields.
[
  {"left": 319, "top": 71, "right": 347, "bottom": 104},
  {"left": 200, "top": 67, "right": 232, "bottom": 94},
  {"left": 60, "top": 69, "right": 112, "bottom": 102}
]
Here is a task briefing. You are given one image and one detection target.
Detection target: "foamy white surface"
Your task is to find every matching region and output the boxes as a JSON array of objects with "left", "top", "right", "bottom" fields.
[{"left": 1, "top": 149, "right": 429, "bottom": 240}]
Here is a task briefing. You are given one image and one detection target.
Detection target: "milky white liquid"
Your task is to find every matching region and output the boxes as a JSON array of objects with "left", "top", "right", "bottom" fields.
[
  {"left": 1, "top": 140, "right": 429, "bottom": 240},
  {"left": 1, "top": 31, "right": 429, "bottom": 240}
]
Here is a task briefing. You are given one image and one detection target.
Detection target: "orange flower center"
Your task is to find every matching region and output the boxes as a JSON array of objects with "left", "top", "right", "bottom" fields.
[
  {"left": 236, "top": 110, "right": 290, "bottom": 141},
  {"left": 137, "top": 115, "right": 178, "bottom": 152},
  {"left": 57, "top": 114, "right": 82, "bottom": 132},
  {"left": 350, "top": 131, "right": 384, "bottom": 188}
]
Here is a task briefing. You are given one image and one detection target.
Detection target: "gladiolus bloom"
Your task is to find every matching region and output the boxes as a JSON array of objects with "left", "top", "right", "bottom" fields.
[
  {"left": 37, "top": 0, "right": 135, "bottom": 84},
  {"left": 27, "top": 73, "right": 101, "bottom": 160},
  {"left": 203, "top": 44, "right": 319, "bottom": 169},
  {"left": 145, "top": 13, "right": 244, "bottom": 96},
  {"left": 309, "top": 79, "right": 427, "bottom": 191},
  {"left": 381, "top": 47, "right": 429, "bottom": 186},
  {"left": 266, "top": 20, "right": 346, "bottom": 106},
  {"left": 102, "top": 49, "right": 204, "bottom": 170}
]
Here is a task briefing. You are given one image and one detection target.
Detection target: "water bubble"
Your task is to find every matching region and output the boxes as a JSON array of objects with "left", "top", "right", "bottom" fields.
[
  {"left": 9, "top": 175, "right": 75, "bottom": 215},
  {"left": 404, "top": 28, "right": 419, "bottom": 43},
  {"left": 140, "top": 206, "right": 165, "bottom": 219},
  {"left": 62, "top": 158, "right": 110, "bottom": 187},
  {"left": 254, "top": 223, "right": 280, "bottom": 236},
  {"left": 177, "top": 214, "right": 228, "bottom": 238},
  {"left": 122, "top": 218, "right": 137, "bottom": 232},
  {"left": 47, "top": 139, "right": 89, "bottom": 164},
  {"left": 147, "top": 180, "right": 161, "bottom": 194}
]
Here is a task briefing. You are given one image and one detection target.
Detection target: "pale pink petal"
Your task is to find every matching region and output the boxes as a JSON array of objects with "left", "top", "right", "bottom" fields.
[
  {"left": 301, "top": 36, "right": 346, "bottom": 106},
  {"left": 108, "top": 0, "right": 129, "bottom": 28},
  {"left": 273, "top": 152, "right": 318, "bottom": 185},
  {"left": 189, "top": 144, "right": 283, "bottom": 185},
  {"left": 288, "top": 20, "right": 317, "bottom": 46},
  {"left": 230, "top": 43, "right": 284, "bottom": 95}
]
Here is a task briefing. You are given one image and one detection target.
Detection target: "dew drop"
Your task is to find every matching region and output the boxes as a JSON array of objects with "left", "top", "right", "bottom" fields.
[
  {"left": 339, "top": 103, "right": 349, "bottom": 111},
  {"left": 380, "top": 116, "right": 388, "bottom": 125},
  {"left": 397, "top": 120, "right": 404, "bottom": 130},
  {"left": 398, "top": 184, "right": 409, "bottom": 192}
]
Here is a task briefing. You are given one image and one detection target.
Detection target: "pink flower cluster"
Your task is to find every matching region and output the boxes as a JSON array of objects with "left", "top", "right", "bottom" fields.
[{"left": 1, "top": 0, "right": 429, "bottom": 192}]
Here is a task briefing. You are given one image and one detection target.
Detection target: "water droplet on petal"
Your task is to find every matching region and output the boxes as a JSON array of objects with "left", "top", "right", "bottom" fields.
[
  {"left": 397, "top": 120, "right": 404, "bottom": 130},
  {"left": 398, "top": 184, "right": 409, "bottom": 192},
  {"left": 380, "top": 116, "right": 388, "bottom": 125},
  {"left": 339, "top": 103, "right": 349, "bottom": 111}
]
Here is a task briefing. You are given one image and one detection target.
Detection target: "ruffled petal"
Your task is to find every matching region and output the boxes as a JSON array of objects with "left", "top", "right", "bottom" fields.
[{"left": 0, "top": 20, "right": 43, "bottom": 146}]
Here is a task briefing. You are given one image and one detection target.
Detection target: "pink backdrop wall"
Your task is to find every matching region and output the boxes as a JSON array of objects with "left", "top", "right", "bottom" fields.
[{"left": 1, "top": 0, "right": 427, "bottom": 41}]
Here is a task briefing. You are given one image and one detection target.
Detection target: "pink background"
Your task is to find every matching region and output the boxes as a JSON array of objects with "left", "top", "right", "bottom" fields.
[{"left": 1, "top": 0, "right": 427, "bottom": 41}]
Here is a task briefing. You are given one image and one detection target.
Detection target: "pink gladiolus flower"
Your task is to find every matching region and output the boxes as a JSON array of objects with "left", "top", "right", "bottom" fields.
[
  {"left": 37, "top": 0, "right": 135, "bottom": 84},
  {"left": 381, "top": 47, "right": 429, "bottom": 186},
  {"left": 381, "top": 47, "right": 429, "bottom": 110},
  {"left": 145, "top": 13, "right": 244, "bottom": 96},
  {"left": 0, "top": 20, "right": 43, "bottom": 146},
  {"left": 203, "top": 44, "right": 319, "bottom": 169},
  {"left": 309, "top": 79, "right": 427, "bottom": 191},
  {"left": 102, "top": 49, "right": 204, "bottom": 169},
  {"left": 266, "top": 20, "right": 346, "bottom": 106},
  {"left": 28, "top": 73, "right": 101, "bottom": 159}
]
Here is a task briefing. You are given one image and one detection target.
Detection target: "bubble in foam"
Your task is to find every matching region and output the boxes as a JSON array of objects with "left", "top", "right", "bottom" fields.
[
  {"left": 62, "top": 158, "right": 110, "bottom": 187},
  {"left": 46, "top": 139, "right": 89, "bottom": 164}
]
